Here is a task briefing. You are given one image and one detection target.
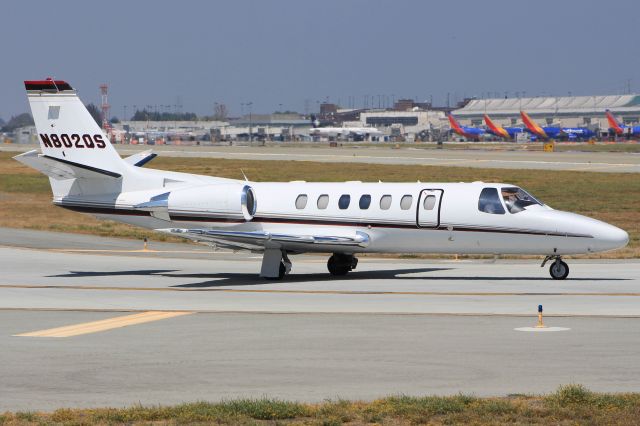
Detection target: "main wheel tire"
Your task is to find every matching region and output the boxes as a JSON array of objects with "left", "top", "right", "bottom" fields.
[
  {"left": 327, "top": 255, "right": 351, "bottom": 276},
  {"left": 264, "top": 262, "right": 286, "bottom": 280},
  {"left": 549, "top": 260, "right": 569, "bottom": 280}
]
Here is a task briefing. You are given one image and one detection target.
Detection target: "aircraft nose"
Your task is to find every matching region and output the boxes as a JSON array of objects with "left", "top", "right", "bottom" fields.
[{"left": 592, "top": 222, "right": 629, "bottom": 252}]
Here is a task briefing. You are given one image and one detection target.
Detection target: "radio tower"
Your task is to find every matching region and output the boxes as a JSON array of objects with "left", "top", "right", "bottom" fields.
[{"left": 100, "top": 83, "right": 111, "bottom": 130}]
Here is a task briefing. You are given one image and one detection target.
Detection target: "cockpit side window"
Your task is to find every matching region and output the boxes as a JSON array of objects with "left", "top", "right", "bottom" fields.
[
  {"left": 501, "top": 187, "right": 542, "bottom": 214},
  {"left": 478, "top": 188, "right": 505, "bottom": 214}
]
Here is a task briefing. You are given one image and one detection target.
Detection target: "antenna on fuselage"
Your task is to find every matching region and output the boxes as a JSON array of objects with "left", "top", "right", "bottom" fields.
[{"left": 241, "top": 169, "right": 249, "bottom": 181}]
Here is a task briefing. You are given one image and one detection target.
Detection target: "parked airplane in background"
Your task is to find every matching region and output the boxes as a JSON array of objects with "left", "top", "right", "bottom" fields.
[
  {"left": 483, "top": 114, "right": 524, "bottom": 140},
  {"left": 14, "top": 79, "right": 628, "bottom": 280},
  {"left": 309, "top": 115, "right": 383, "bottom": 140},
  {"left": 605, "top": 110, "right": 640, "bottom": 137},
  {"left": 520, "top": 111, "right": 596, "bottom": 141},
  {"left": 448, "top": 114, "right": 485, "bottom": 141}
]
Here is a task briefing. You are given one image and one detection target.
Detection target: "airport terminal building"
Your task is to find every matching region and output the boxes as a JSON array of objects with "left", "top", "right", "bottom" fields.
[{"left": 452, "top": 94, "right": 640, "bottom": 130}]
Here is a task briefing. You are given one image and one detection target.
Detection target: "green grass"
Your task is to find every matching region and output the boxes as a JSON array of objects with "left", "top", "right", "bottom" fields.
[
  {"left": 1, "top": 386, "right": 640, "bottom": 425},
  {"left": 0, "top": 174, "right": 51, "bottom": 193},
  {"left": 0, "top": 152, "right": 638, "bottom": 257}
]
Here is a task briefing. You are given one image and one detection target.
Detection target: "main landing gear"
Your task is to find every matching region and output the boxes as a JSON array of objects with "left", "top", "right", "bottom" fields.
[
  {"left": 327, "top": 253, "right": 358, "bottom": 276},
  {"left": 541, "top": 255, "right": 570, "bottom": 280},
  {"left": 260, "top": 250, "right": 359, "bottom": 279},
  {"left": 260, "top": 248, "right": 292, "bottom": 280}
]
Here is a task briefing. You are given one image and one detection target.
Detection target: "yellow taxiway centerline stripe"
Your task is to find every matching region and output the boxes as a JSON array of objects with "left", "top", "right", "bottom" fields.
[
  {"left": 14, "top": 311, "right": 192, "bottom": 338},
  {"left": 1, "top": 284, "right": 639, "bottom": 297}
]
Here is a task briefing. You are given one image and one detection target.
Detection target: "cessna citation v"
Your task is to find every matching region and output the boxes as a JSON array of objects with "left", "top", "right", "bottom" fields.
[{"left": 15, "top": 79, "right": 628, "bottom": 280}]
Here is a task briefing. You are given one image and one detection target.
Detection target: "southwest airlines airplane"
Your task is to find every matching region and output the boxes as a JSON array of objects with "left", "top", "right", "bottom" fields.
[
  {"left": 520, "top": 111, "right": 596, "bottom": 140},
  {"left": 605, "top": 110, "right": 640, "bottom": 137},
  {"left": 483, "top": 114, "right": 524, "bottom": 140},
  {"left": 15, "top": 79, "right": 628, "bottom": 280},
  {"left": 448, "top": 114, "right": 485, "bottom": 140}
]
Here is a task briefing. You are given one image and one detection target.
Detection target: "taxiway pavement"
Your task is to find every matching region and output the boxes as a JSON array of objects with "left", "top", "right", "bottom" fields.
[
  {"left": 1, "top": 228, "right": 639, "bottom": 410},
  {"left": 4, "top": 144, "right": 640, "bottom": 173}
]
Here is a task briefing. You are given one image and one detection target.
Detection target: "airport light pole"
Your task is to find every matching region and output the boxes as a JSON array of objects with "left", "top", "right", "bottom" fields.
[{"left": 248, "top": 102, "right": 253, "bottom": 142}]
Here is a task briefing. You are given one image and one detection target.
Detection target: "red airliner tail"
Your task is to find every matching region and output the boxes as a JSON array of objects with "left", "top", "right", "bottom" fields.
[
  {"left": 448, "top": 114, "right": 465, "bottom": 135},
  {"left": 520, "top": 111, "right": 547, "bottom": 139},
  {"left": 483, "top": 114, "right": 509, "bottom": 139},
  {"left": 605, "top": 110, "right": 624, "bottom": 135}
]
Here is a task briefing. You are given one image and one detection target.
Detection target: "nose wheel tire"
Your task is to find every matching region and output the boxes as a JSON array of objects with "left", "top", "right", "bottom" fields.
[{"left": 549, "top": 259, "right": 569, "bottom": 280}]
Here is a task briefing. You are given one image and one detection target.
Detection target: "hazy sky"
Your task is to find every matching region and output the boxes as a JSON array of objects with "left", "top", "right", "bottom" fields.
[{"left": 2, "top": 0, "right": 639, "bottom": 120}]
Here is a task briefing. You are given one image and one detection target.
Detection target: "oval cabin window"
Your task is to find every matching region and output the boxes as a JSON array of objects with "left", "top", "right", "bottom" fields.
[
  {"left": 359, "top": 194, "right": 371, "bottom": 209},
  {"left": 400, "top": 195, "right": 413, "bottom": 210},
  {"left": 423, "top": 195, "right": 436, "bottom": 210},
  {"left": 338, "top": 194, "right": 351, "bottom": 210},
  {"left": 317, "top": 194, "right": 329, "bottom": 209},
  {"left": 380, "top": 195, "right": 392, "bottom": 210},
  {"left": 295, "top": 194, "right": 308, "bottom": 209}
]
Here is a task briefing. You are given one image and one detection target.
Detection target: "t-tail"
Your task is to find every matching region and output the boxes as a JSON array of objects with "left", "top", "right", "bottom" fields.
[
  {"left": 605, "top": 109, "right": 624, "bottom": 135},
  {"left": 14, "top": 79, "right": 133, "bottom": 198},
  {"left": 520, "top": 110, "right": 548, "bottom": 139},
  {"left": 24, "top": 79, "right": 127, "bottom": 174},
  {"left": 483, "top": 114, "right": 509, "bottom": 139}
]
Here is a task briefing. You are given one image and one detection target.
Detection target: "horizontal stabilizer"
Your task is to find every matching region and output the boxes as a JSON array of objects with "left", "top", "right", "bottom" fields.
[
  {"left": 13, "top": 150, "right": 121, "bottom": 180},
  {"left": 158, "top": 228, "right": 370, "bottom": 251},
  {"left": 124, "top": 150, "right": 157, "bottom": 167}
]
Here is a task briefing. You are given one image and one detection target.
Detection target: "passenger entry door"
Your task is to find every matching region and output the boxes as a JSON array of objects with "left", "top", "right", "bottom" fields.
[{"left": 416, "top": 189, "right": 443, "bottom": 228}]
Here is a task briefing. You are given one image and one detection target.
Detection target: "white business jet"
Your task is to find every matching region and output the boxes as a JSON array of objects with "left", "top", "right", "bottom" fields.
[
  {"left": 15, "top": 79, "right": 628, "bottom": 280},
  {"left": 309, "top": 115, "right": 383, "bottom": 140}
]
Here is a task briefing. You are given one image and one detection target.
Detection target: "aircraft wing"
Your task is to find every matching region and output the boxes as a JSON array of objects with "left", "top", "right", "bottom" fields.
[{"left": 157, "top": 228, "right": 370, "bottom": 252}]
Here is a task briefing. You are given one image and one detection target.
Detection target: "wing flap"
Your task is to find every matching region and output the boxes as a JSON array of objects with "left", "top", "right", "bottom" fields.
[{"left": 157, "top": 228, "right": 370, "bottom": 251}]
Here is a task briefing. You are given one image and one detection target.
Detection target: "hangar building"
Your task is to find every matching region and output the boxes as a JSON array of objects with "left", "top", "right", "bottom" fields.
[{"left": 452, "top": 94, "right": 640, "bottom": 130}]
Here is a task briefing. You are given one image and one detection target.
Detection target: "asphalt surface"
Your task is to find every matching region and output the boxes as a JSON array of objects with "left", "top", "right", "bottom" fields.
[
  {"left": 1, "top": 228, "right": 639, "bottom": 410},
  {"left": 2, "top": 311, "right": 639, "bottom": 411},
  {"left": 4, "top": 143, "right": 640, "bottom": 172}
]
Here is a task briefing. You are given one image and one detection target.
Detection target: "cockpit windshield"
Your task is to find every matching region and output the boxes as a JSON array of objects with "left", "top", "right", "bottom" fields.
[{"left": 501, "top": 187, "right": 543, "bottom": 213}]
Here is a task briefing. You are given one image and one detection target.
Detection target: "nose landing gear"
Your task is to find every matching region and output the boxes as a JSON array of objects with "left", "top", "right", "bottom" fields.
[
  {"left": 327, "top": 253, "right": 358, "bottom": 276},
  {"left": 541, "top": 255, "right": 569, "bottom": 280}
]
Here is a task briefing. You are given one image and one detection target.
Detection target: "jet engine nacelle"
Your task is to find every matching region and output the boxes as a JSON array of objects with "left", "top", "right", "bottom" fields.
[{"left": 167, "top": 184, "right": 257, "bottom": 221}]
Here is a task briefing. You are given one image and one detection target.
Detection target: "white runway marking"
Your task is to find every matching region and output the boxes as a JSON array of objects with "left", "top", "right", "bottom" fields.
[{"left": 514, "top": 327, "right": 571, "bottom": 332}]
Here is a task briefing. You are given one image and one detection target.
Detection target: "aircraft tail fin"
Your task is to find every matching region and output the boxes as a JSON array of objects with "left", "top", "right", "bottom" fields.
[
  {"left": 520, "top": 110, "right": 546, "bottom": 139},
  {"left": 483, "top": 114, "right": 508, "bottom": 138},
  {"left": 310, "top": 114, "right": 320, "bottom": 128},
  {"left": 24, "top": 79, "right": 127, "bottom": 178},
  {"left": 605, "top": 109, "right": 624, "bottom": 134},
  {"left": 447, "top": 114, "right": 464, "bottom": 134}
]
